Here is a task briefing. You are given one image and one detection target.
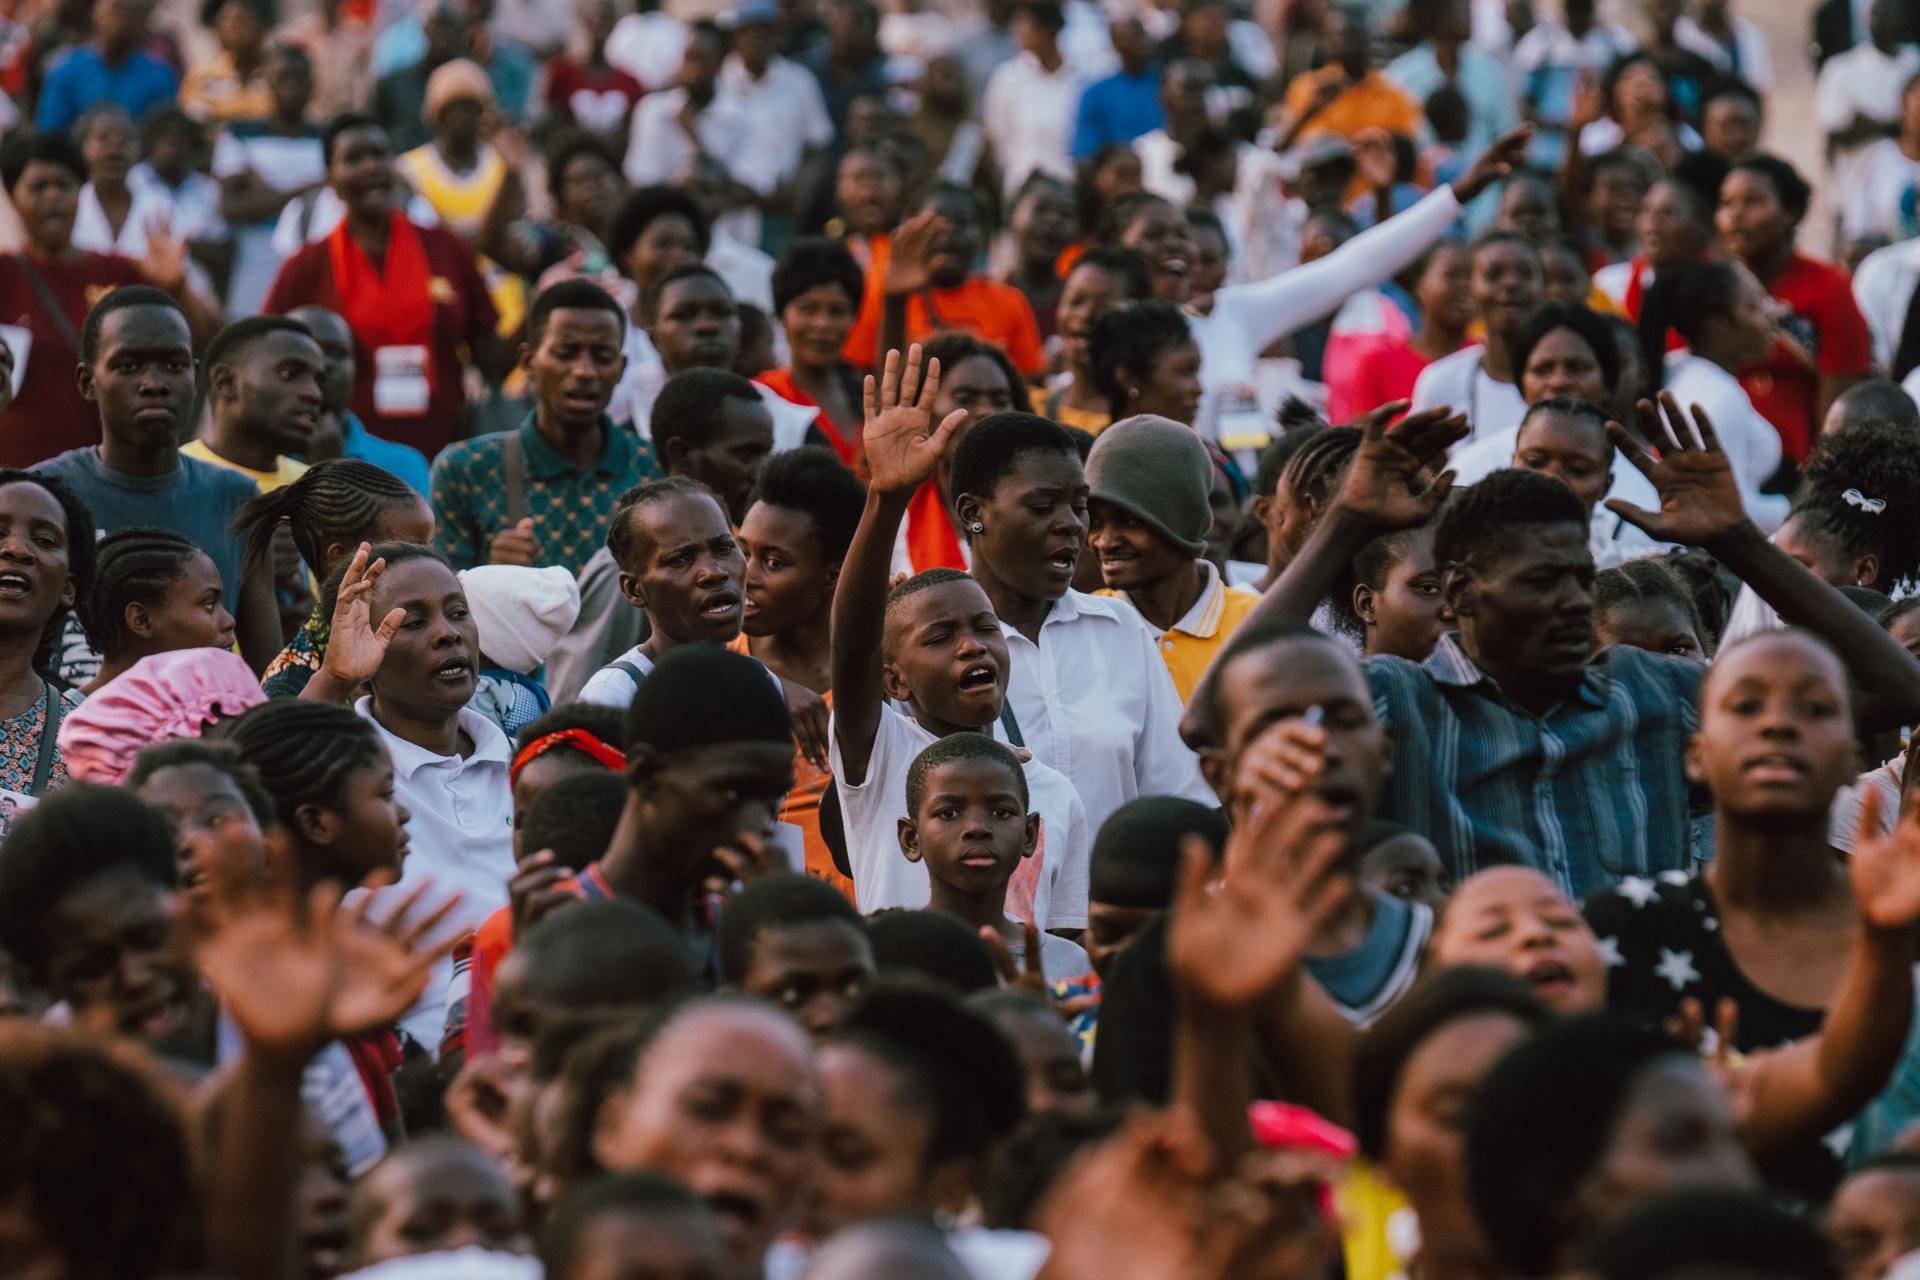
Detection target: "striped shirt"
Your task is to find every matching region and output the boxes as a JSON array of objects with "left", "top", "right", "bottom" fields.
[{"left": 1368, "top": 634, "right": 1704, "bottom": 899}]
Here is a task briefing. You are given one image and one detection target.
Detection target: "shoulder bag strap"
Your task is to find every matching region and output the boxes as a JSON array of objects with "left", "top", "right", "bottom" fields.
[
  {"left": 13, "top": 255, "right": 84, "bottom": 360},
  {"left": 501, "top": 429, "right": 527, "bottom": 527},
  {"left": 29, "top": 681, "right": 61, "bottom": 796}
]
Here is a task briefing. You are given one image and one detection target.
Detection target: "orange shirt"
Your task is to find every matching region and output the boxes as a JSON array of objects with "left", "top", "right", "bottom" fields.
[
  {"left": 1281, "top": 69, "right": 1422, "bottom": 143},
  {"left": 843, "top": 237, "right": 1047, "bottom": 375}
]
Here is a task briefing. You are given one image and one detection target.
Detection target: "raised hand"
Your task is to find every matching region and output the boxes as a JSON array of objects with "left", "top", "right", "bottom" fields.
[
  {"left": 882, "top": 209, "right": 947, "bottom": 298},
  {"left": 1603, "top": 393, "right": 1753, "bottom": 551},
  {"left": 863, "top": 345, "right": 967, "bottom": 495},
  {"left": 1333, "top": 405, "right": 1466, "bottom": 533},
  {"left": 1452, "top": 124, "right": 1535, "bottom": 203},
  {"left": 318, "top": 543, "right": 404, "bottom": 691},
  {"left": 1849, "top": 787, "right": 1920, "bottom": 930},
  {"left": 1035, "top": 1108, "right": 1216, "bottom": 1280},
  {"left": 1167, "top": 781, "right": 1354, "bottom": 1011},
  {"left": 138, "top": 208, "right": 188, "bottom": 292}
]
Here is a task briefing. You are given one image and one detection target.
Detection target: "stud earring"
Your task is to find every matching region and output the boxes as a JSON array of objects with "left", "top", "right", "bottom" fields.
[
  {"left": 970, "top": 521, "right": 985, "bottom": 533},
  {"left": 1126, "top": 386, "right": 1141, "bottom": 399}
]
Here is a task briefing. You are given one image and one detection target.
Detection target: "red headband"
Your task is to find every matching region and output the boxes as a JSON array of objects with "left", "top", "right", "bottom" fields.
[{"left": 510, "top": 728, "right": 627, "bottom": 786}]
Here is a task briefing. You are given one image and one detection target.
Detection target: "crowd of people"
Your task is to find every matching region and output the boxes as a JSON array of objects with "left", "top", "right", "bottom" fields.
[{"left": 15, "top": 0, "right": 1920, "bottom": 1277}]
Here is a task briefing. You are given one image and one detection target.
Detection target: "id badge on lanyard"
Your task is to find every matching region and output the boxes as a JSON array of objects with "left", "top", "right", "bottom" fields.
[{"left": 373, "top": 345, "right": 431, "bottom": 417}]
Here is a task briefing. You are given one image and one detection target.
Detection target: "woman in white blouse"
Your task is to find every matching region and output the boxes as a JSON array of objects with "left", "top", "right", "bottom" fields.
[{"left": 1639, "top": 257, "right": 1790, "bottom": 531}]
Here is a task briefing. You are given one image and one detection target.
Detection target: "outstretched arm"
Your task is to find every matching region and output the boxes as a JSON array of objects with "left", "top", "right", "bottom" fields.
[
  {"left": 829, "top": 346, "right": 966, "bottom": 784},
  {"left": 1733, "top": 789, "right": 1919, "bottom": 1163},
  {"left": 1606, "top": 394, "right": 1920, "bottom": 731}
]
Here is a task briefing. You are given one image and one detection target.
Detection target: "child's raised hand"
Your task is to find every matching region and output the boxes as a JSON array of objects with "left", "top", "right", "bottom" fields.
[
  {"left": 983, "top": 918, "right": 1051, "bottom": 999},
  {"left": 863, "top": 345, "right": 967, "bottom": 496}
]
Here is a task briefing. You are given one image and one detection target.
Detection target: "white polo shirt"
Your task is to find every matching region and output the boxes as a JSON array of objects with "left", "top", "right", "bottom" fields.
[
  {"left": 998, "top": 590, "right": 1216, "bottom": 834},
  {"left": 355, "top": 698, "right": 515, "bottom": 1050}
]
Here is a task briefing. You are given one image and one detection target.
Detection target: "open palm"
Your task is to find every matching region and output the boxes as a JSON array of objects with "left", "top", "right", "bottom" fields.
[
  {"left": 1850, "top": 788, "right": 1920, "bottom": 930},
  {"left": 321, "top": 543, "right": 405, "bottom": 688},
  {"left": 1335, "top": 405, "right": 1466, "bottom": 533},
  {"left": 863, "top": 344, "right": 967, "bottom": 495},
  {"left": 1603, "top": 393, "right": 1751, "bottom": 549}
]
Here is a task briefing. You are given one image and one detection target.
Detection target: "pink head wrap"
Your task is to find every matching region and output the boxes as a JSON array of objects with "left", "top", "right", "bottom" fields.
[{"left": 58, "top": 649, "right": 267, "bottom": 785}]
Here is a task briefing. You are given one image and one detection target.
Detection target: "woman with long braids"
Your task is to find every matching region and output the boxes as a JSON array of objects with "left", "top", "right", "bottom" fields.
[
  {"left": 79, "top": 529, "right": 235, "bottom": 695},
  {"left": 233, "top": 459, "right": 436, "bottom": 697}
]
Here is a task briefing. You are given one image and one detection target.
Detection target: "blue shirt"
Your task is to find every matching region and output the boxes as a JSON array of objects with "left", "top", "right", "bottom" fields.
[
  {"left": 341, "top": 413, "right": 432, "bottom": 496},
  {"left": 36, "top": 44, "right": 180, "bottom": 132},
  {"left": 1070, "top": 67, "right": 1165, "bottom": 158},
  {"left": 1368, "top": 633, "right": 1705, "bottom": 899}
]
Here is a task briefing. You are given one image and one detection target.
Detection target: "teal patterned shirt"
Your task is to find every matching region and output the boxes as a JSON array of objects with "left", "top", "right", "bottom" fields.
[{"left": 429, "top": 416, "right": 660, "bottom": 575}]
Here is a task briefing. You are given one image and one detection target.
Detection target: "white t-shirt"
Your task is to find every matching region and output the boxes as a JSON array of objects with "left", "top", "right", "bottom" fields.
[
  {"left": 1841, "top": 136, "right": 1920, "bottom": 243},
  {"left": 828, "top": 705, "right": 1091, "bottom": 931},
  {"left": 1815, "top": 42, "right": 1920, "bottom": 198},
  {"left": 1411, "top": 345, "right": 1528, "bottom": 453},
  {"left": 1447, "top": 424, "right": 1666, "bottom": 555}
]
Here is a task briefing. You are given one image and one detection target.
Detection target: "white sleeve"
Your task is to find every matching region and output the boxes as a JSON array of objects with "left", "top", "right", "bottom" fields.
[
  {"left": 1736, "top": 21, "right": 1773, "bottom": 92},
  {"left": 624, "top": 98, "right": 668, "bottom": 183},
  {"left": 1814, "top": 57, "right": 1854, "bottom": 130},
  {"left": 981, "top": 66, "right": 1010, "bottom": 151},
  {"left": 1854, "top": 247, "right": 1909, "bottom": 372},
  {"left": 796, "top": 69, "right": 833, "bottom": 149},
  {"left": 1408, "top": 353, "right": 1450, "bottom": 415},
  {"left": 1041, "top": 782, "right": 1089, "bottom": 930},
  {"left": 1210, "top": 185, "right": 1464, "bottom": 357},
  {"left": 211, "top": 131, "right": 248, "bottom": 178}
]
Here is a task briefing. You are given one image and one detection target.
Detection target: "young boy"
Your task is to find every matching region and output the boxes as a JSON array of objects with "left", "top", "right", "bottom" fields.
[
  {"left": 541, "top": 1172, "right": 729, "bottom": 1280},
  {"left": 715, "top": 871, "right": 875, "bottom": 1037},
  {"left": 903, "top": 733, "right": 1090, "bottom": 978},
  {"left": 829, "top": 349, "right": 1088, "bottom": 933},
  {"left": 1085, "top": 414, "right": 1259, "bottom": 703}
]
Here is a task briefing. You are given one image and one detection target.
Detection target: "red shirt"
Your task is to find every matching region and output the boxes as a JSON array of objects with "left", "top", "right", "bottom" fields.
[
  {"left": 1331, "top": 336, "right": 1445, "bottom": 424},
  {"left": 843, "top": 238, "right": 1046, "bottom": 375},
  {"left": 1738, "top": 253, "right": 1871, "bottom": 465},
  {"left": 756, "top": 366, "right": 860, "bottom": 468},
  {"left": 544, "top": 57, "right": 645, "bottom": 135},
  {"left": 261, "top": 219, "right": 497, "bottom": 459},
  {"left": 0, "top": 251, "right": 145, "bottom": 467}
]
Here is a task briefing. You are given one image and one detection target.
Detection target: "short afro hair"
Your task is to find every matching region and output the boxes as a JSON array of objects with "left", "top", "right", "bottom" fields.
[
  {"left": 202, "top": 314, "right": 315, "bottom": 380},
  {"left": 716, "top": 870, "right": 866, "bottom": 985},
  {"left": 1465, "top": 1015, "right": 1699, "bottom": 1277},
  {"left": 528, "top": 277, "right": 626, "bottom": 344},
  {"left": 1063, "top": 244, "right": 1153, "bottom": 303},
  {"left": 1433, "top": 467, "right": 1589, "bottom": 574},
  {"left": 126, "top": 738, "right": 276, "bottom": 830},
  {"left": 607, "top": 183, "right": 710, "bottom": 265},
  {"left": 1088, "top": 299, "right": 1193, "bottom": 418},
  {"left": 0, "top": 785, "right": 177, "bottom": 986},
  {"left": 866, "top": 908, "right": 999, "bottom": 993},
  {"left": 771, "top": 237, "right": 865, "bottom": 315},
  {"left": 80, "top": 285, "right": 187, "bottom": 367},
  {"left": 605, "top": 476, "right": 725, "bottom": 568},
  {"left": 747, "top": 445, "right": 866, "bottom": 564},
  {"left": 512, "top": 898, "right": 701, "bottom": 1012},
  {"left": 516, "top": 700, "right": 629, "bottom": 755},
  {"left": 649, "top": 367, "right": 763, "bottom": 459},
  {"left": 544, "top": 128, "right": 619, "bottom": 205},
  {"left": 520, "top": 770, "right": 628, "bottom": 872},
  {"left": 1573, "top": 1186, "right": 1833, "bottom": 1280},
  {"left": 0, "top": 128, "right": 85, "bottom": 193},
  {"left": 948, "top": 412, "right": 1083, "bottom": 511},
  {"left": 320, "top": 110, "right": 386, "bottom": 166},
  {"left": 542, "top": 1173, "right": 721, "bottom": 1280},
  {"left": 882, "top": 567, "right": 989, "bottom": 659},
  {"left": 1728, "top": 151, "right": 1811, "bottom": 224},
  {"left": 919, "top": 331, "right": 1023, "bottom": 408},
  {"left": 905, "top": 731, "right": 1029, "bottom": 816}
]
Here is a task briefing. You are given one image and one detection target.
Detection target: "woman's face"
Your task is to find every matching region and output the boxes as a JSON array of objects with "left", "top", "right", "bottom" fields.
[
  {"left": 740, "top": 500, "right": 834, "bottom": 639},
  {"left": 1357, "top": 524, "right": 1446, "bottom": 662},
  {"left": 1415, "top": 243, "right": 1474, "bottom": 332},
  {"left": 1612, "top": 60, "right": 1668, "bottom": 122},
  {"left": 138, "top": 551, "right": 236, "bottom": 656},
  {"left": 1520, "top": 328, "right": 1609, "bottom": 405},
  {"left": 930, "top": 354, "right": 1015, "bottom": 492},
  {"left": 1717, "top": 167, "right": 1794, "bottom": 264},
  {"left": 1119, "top": 200, "right": 1196, "bottom": 302},
  {"left": 46, "top": 869, "right": 198, "bottom": 1045},
  {"left": 10, "top": 161, "right": 79, "bottom": 251},
  {"left": 1188, "top": 223, "right": 1229, "bottom": 302},
  {"left": 366, "top": 557, "right": 479, "bottom": 723},
  {"left": 1430, "top": 866, "right": 1608, "bottom": 1012},
  {"left": 214, "top": 0, "right": 266, "bottom": 58},
  {"left": 1595, "top": 594, "right": 1705, "bottom": 661},
  {"left": 557, "top": 151, "right": 621, "bottom": 230},
  {"left": 82, "top": 112, "right": 136, "bottom": 187},
  {"left": 807, "top": 1042, "right": 940, "bottom": 1238},
  {"left": 1057, "top": 264, "right": 1129, "bottom": 373},
  {"left": 1589, "top": 165, "right": 1647, "bottom": 242},
  {"left": 1720, "top": 263, "right": 1781, "bottom": 366},
  {"left": 1471, "top": 242, "right": 1544, "bottom": 343},
  {"left": 1497, "top": 180, "right": 1559, "bottom": 243},
  {"left": 1383, "top": 1012, "right": 1534, "bottom": 1260},
  {"left": 628, "top": 213, "right": 703, "bottom": 297},
  {"left": 135, "top": 761, "right": 263, "bottom": 914},
  {"left": 779, "top": 284, "right": 856, "bottom": 373},
  {"left": 959, "top": 449, "right": 1089, "bottom": 606},
  {"left": 1133, "top": 339, "right": 1203, "bottom": 425},
  {"left": 1011, "top": 181, "right": 1075, "bottom": 268},
  {"left": 594, "top": 1005, "right": 820, "bottom": 1273},
  {"left": 1638, "top": 180, "right": 1709, "bottom": 269},
  {"left": 1689, "top": 631, "right": 1859, "bottom": 824},
  {"left": 1574, "top": 1056, "right": 1757, "bottom": 1243},
  {"left": 1513, "top": 408, "right": 1611, "bottom": 515},
  {"left": 0, "top": 481, "right": 75, "bottom": 638}
]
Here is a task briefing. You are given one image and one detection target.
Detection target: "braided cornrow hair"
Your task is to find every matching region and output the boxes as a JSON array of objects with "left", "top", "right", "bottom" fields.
[
  {"left": 231, "top": 459, "right": 420, "bottom": 578},
  {"left": 79, "top": 528, "right": 202, "bottom": 662},
  {"left": 224, "top": 698, "right": 387, "bottom": 828},
  {"left": 1280, "top": 426, "right": 1361, "bottom": 520}
]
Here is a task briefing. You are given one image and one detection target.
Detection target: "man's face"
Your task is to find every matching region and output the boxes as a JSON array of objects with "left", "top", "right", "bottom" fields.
[
  {"left": 1702, "top": 95, "right": 1760, "bottom": 158},
  {"left": 1088, "top": 498, "right": 1190, "bottom": 594},
  {"left": 651, "top": 276, "right": 741, "bottom": 374},
  {"left": 524, "top": 306, "right": 626, "bottom": 432},
  {"left": 670, "top": 397, "right": 773, "bottom": 523},
  {"left": 899, "top": 757, "right": 1038, "bottom": 898},
  {"left": 1445, "top": 522, "right": 1596, "bottom": 691},
  {"left": 1207, "top": 635, "right": 1387, "bottom": 843},
  {"left": 922, "top": 192, "right": 981, "bottom": 289},
  {"left": 288, "top": 308, "right": 355, "bottom": 411},
  {"left": 881, "top": 576, "right": 1009, "bottom": 732},
  {"left": 218, "top": 329, "right": 325, "bottom": 457},
  {"left": 80, "top": 305, "right": 197, "bottom": 450},
  {"left": 1471, "top": 241, "right": 1544, "bottom": 343},
  {"left": 616, "top": 489, "right": 747, "bottom": 644},
  {"left": 557, "top": 150, "right": 621, "bottom": 229},
  {"left": 91, "top": 0, "right": 147, "bottom": 48},
  {"left": 327, "top": 124, "right": 396, "bottom": 221},
  {"left": 734, "top": 19, "right": 777, "bottom": 70},
  {"left": 639, "top": 742, "right": 796, "bottom": 886}
]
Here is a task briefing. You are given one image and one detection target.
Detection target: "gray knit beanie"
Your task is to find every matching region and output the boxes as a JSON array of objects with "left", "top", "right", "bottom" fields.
[{"left": 1084, "top": 414, "right": 1213, "bottom": 556}]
